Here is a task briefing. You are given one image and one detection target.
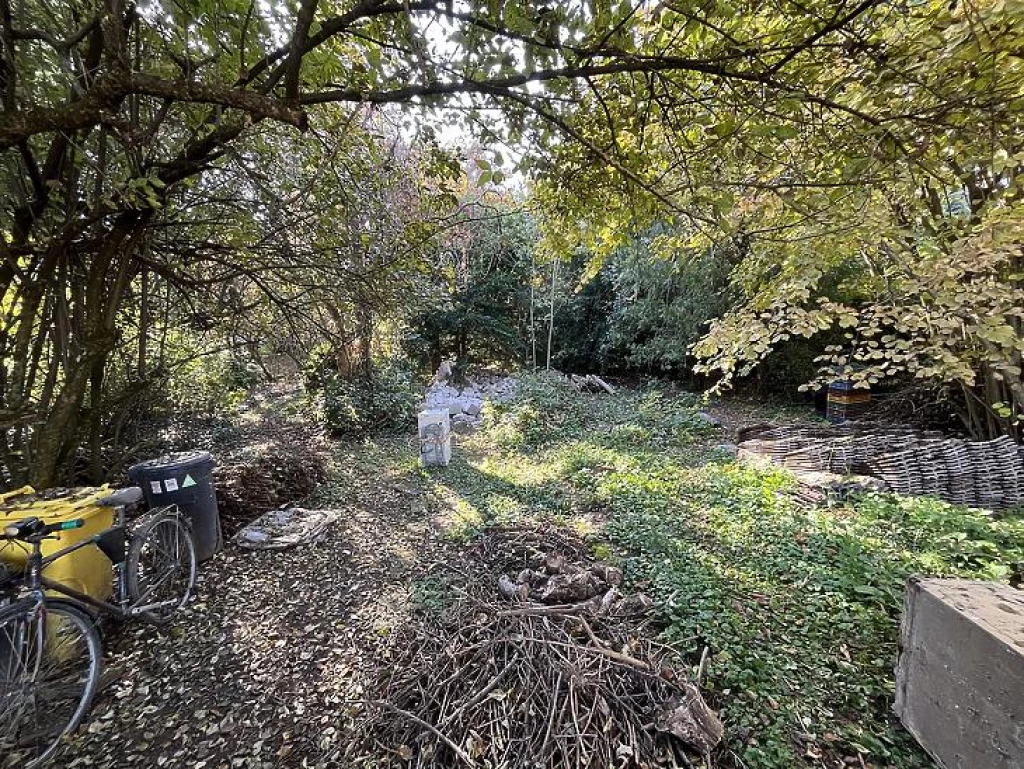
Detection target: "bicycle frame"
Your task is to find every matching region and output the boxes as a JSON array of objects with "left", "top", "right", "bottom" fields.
[{"left": 8, "top": 509, "right": 183, "bottom": 619}]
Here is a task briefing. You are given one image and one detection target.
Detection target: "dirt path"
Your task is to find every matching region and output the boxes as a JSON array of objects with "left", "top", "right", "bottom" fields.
[{"left": 70, "top": 392, "right": 453, "bottom": 768}]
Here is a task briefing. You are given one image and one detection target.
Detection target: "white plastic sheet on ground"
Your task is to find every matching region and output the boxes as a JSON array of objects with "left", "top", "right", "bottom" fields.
[{"left": 233, "top": 507, "right": 342, "bottom": 550}]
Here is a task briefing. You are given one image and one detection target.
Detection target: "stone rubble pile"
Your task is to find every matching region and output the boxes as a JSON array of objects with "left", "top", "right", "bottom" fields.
[{"left": 423, "top": 375, "right": 518, "bottom": 433}]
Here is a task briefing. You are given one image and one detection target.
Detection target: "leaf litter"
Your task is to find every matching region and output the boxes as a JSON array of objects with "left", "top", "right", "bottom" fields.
[
  {"left": 68, "top": 386, "right": 461, "bottom": 768},
  {"left": 66, "top": 383, "right": 721, "bottom": 769}
]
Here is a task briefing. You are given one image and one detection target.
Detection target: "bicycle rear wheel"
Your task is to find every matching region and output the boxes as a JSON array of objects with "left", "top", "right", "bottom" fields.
[
  {"left": 127, "top": 509, "right": 197, "bottom": 625},
  {"left": 0, "top": 598, "right": 102, "bottom": 768}
]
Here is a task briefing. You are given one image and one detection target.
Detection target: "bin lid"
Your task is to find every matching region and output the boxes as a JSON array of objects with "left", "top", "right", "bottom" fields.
[
  {"left": 0, "top": 485, "right": 113, "bottom": 522},
  {"left": 129, "top": 450, "right": 215, "bottom": 476}
]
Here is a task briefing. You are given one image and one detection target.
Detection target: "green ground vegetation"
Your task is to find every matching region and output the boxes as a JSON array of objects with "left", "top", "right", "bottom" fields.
[{"left": 414, "top": 376, "right": 1023, "bottom": 768}]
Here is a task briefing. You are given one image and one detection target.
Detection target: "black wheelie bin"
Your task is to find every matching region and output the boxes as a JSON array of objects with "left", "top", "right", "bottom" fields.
[{"left": 129, "top": 451, "right": 222, "bottom": 561}]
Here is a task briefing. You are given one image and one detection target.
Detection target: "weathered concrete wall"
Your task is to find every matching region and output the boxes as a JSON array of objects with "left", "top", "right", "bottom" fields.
[{"left": 895, "top": 578, "right": 1024, "bottom": 769}]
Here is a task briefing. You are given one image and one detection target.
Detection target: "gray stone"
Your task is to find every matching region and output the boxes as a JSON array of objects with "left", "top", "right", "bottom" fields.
[
  {"left": 433, "top": 359, "right": 454, "bottom": 385},
  {"left": 422, "top": 375, "right": 517, "bottom": 416},
  {"left": 697, "top": 411, "right": 723, "bottom": 428},
  {"left": 451, "top": 414, "right": 478, "bottom": 435},
  {"left": 895, "top": 578, "right": 1024, "bottom": 769},
  {"left": 715, "top": 443, "right": 738, "bottom": 456}
]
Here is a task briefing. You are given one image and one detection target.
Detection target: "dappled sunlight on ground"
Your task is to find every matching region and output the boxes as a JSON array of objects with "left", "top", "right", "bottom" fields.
[
  {"left": 64, "top": 377, "right": 1022, "bottom": 769},
  {"left": 406, "top": 378, "right": 1021, "bottom": 768},
  {"left": 70, "top": 427, "right": 460, "bottom": 768}
]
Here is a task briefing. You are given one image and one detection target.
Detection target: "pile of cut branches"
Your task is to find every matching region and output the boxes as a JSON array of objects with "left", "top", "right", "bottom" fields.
[
  {"left": 348, "top": 525, "right": 722, "bottom": 768},
  {"left": 214, "top": 444, "right": 327, "bottom": 535},
  {"left": 545, "top": 369, "right": 617, "bottom": 395}
]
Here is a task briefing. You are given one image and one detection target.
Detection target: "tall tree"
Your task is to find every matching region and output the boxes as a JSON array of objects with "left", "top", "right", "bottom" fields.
[
  {"left": 5, "top": 0, "right": 1020, "bottom": 486},
  {"left": 526, "top": 0, "right": 1023, "bottom": 437}
]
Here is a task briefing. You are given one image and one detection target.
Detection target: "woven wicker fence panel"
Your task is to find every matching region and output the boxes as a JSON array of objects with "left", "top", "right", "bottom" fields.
[{"left": 739, "top": 426, "right": 1024, "bottom": 510}]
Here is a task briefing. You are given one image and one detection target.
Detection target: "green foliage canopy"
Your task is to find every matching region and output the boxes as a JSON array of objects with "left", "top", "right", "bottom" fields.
[{"left": 525, "top": 0, "right": 1023, "bottom": 435}]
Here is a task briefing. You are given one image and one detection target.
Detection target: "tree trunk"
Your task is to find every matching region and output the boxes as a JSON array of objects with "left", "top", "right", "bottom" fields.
[
  {"left": 26, "top": 212, "right": 147, "bottom": 487},
  {"left": 530, "top": 248, "right": 537, "bottom": 369},
  {"left": 87, "top": 354, "right": 106, "bottom": 484},
  {"left": 546, "top": 257, "right": 558, "bottom": 371},
  {"left": 28, "top": 339, "right": 113, "bottom": 487}
]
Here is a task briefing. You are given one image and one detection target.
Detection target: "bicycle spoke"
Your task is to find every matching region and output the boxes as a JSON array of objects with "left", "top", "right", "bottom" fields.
[
  {"left": 0, "top": 604, "right": 99, "bottom": 766},
  {"left": 133, "top": 563, "right": 179, "bottom": 604},
  {"left": 129, "top": 515, "right": 195, "bottom": 623},
  {"left": 142, "top": 528, "right": 177, "bottom": 562},
  {"left": 0, "top": 623, "right": 30, "bottom": 749}
]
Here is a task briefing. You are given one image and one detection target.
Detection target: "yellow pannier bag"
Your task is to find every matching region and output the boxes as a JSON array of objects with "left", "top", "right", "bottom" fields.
[{"left": 0, "top": 485, "right": 115, "bottom": 602}]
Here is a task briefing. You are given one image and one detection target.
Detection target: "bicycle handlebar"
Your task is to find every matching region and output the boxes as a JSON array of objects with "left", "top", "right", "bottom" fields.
[{"left": 1, "top": 516, "right": 85, "bottom": 540}]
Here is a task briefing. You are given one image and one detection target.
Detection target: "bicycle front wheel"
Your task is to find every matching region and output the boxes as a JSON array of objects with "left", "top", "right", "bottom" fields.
[
  {"left": 0, "top": 598, "right": 102, "bottom": 768},
  {"left": 127, "top": 510, "right": 197, "bottom": 625}
]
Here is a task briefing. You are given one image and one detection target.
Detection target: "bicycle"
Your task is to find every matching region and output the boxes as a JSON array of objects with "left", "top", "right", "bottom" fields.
[{"left": 0, "top": 486, "right": 197, "bottom": 767}]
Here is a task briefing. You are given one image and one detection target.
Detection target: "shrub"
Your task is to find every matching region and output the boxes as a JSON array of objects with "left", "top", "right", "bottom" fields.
[
  {"left": 309, "top": 357, "right": 420, "bottom": 435},
  {"left": 601, "top": 239, "right": 733, "bottom": 375},
  {"left": 167, "top": 349, "right": 260, "bottom": 414},
  {"left": 481, "top": 375, "right": 712, "bottom": 452},
  {"left": 481, "top": 375, "right": 580, "bottom": 451},
  {"left": 302, "top": 341, "right": 339, "bottom": 392}
]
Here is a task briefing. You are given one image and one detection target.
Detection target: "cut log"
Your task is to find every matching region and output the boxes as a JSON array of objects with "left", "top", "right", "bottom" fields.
[
  {"left": 540, "top": 571, "right": 603, "bottom": 604},
  {"left": 497, "top": 573, "right": 528, "bottom": 601},
  {"left": 591, "top": 563, "right": 623, "bottom": 586},
  {"left": 598, "top": 587, "right": 619, "bottom": 614},
  {"left": 654, "top": 685, "right": 725, "bottom": 756},
  {"left": 613, "top": 592, "right": 654, "bottom": 616},
  {"left": 545, "top": 551, "right": 566, "bottom": 574},
  {"left": 590, "top": 375, "right": 616, "bottom": 394}
]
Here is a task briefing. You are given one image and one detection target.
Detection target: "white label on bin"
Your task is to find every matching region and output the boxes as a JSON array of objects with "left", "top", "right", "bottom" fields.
[
  {"left": 150, "top": 481, "right": 163, "bottom": 494},
  {"left": 164, "top": 477, "right": 179, "bottom": 492},
  {"left": 182, "top": 474, "right": 196, "bottom": 488}
]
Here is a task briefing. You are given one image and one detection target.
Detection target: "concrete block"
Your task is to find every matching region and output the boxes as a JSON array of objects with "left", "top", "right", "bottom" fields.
[
  {"left": 895, "top": 578, "right": 1024, "bottom": 769},
  {"left": 418, "top": 409, "right": 451, "bottom": 467}
]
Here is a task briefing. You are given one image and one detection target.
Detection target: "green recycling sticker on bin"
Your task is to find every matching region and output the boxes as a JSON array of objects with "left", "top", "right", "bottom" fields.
[{"left": 182, "top": 474, "right": 196, "bottom": 488}]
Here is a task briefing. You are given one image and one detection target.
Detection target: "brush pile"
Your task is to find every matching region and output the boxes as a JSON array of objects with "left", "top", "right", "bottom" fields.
[
  {"left": 348, "top": 526, "right": 722, "bottom": 768},
  {"left": 213, "top": 443, "right": 328, "bottom": 535},
  {"left": 546, "top": 369, "right": 617, "bottom": 394}
]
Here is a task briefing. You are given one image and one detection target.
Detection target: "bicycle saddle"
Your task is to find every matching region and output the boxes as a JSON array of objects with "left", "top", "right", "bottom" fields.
[{"left": 97, "top": 486, "right": 144, "bottom": 507}]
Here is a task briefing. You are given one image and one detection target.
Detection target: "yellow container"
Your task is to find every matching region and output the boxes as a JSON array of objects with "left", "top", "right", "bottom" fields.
[{"left": 0, "top": 485, "right": 115, "bottom": 602}]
